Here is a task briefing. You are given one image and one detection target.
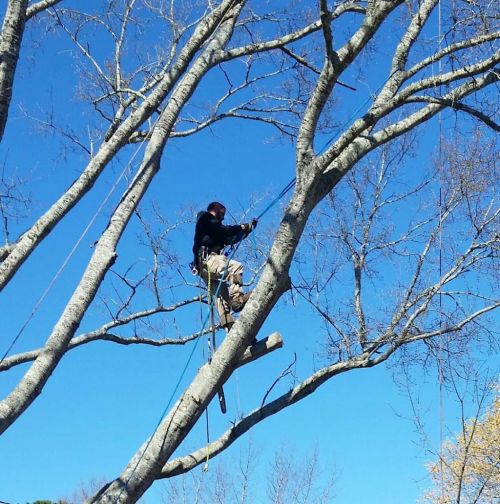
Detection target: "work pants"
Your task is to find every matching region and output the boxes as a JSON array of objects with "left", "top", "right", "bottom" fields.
[{"left": 200, "top": 253, "right": 245, "bottom": 326}]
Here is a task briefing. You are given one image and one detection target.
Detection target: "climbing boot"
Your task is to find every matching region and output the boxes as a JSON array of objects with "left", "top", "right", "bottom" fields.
[
  {"left": 232, "top": 292, "right": 252, "bottom": 313},
  {"left": 220, "top": 311, "right": 234, "bottom": 332}
]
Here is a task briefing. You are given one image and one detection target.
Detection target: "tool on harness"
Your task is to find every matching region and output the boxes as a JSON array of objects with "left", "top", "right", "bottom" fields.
[
  {"left": 190, "top": 261, "right": 198, "bottom": 275},
  {"left": 190, "top": 246, "right": 210, "bottom": 275}
]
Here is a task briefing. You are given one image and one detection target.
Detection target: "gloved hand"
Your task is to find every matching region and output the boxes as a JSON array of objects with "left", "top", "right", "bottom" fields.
[
  {"left": 242, "top": 219, "right": 258, "bottom": 233},
  {"left": 241, "top": 223, "right": 251, "bottom": 234}
]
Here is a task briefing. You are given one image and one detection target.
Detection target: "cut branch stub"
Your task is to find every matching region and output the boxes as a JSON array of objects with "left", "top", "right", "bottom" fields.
[{"left": 234, "top": 332, "right": 284, "bottom": 370}]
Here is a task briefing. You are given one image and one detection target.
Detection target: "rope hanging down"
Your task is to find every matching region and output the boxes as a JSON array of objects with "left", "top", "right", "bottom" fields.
[
  {"left": 436, "top": 0, "right": 445, "bottom": 499},
  {"left": 120, "top": 172, "right": 302, "bottom": 493},
  {"left": 0, "top": 127, "right": 159, "bottom": 367},
  {"left": 118, "top": 231, "right": 250, "bottom": 498},
  {"left": 113, "top": 54, "right": 404, "bottom": 500}
]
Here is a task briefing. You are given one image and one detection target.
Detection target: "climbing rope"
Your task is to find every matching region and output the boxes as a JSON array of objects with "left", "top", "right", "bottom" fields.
[
  {"left": 437, "top": 0, "right": 445, "bottom": 498},
  {"left": 118, "top": 232, "right": 249, "bottom": 495},
  {"left": 256, "top": 178, "right": 296, "bottom": 220},
  {"left": 114, "top": 29, "right": 410, "bottom": 497},
  {"left": 118, "top": 175, "right": 299, "bottom": 493}
]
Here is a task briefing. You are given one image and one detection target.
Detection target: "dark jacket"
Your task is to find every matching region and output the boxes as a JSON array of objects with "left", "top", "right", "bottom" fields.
[{"left": 192, "top": 211, "right": 245, "bottom": 262}]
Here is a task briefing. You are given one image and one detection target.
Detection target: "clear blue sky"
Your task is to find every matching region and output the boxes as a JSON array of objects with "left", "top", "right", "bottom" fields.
[{"left": 0, "top": 2, "right": 498, "bottom": 503}]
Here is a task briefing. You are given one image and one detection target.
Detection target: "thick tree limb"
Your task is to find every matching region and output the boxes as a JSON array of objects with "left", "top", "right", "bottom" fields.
[
  {"left": 406, "top": 96, "right": 500, "bottom": 132},
  {"left": 0, "top": 0, "right": 239, "bottom": 291},
  {"left": 318, "top": 66, "right": 498, "bottom": 182},
  {"left": 217, "top": 2, "right": 365, "bottom": 63},
  {"left": 233, "top": 332, "right": 283, "bottom": 370},
  {"left": 395, "top": 53, "right": 500, "bottom": 100},
  {"left": 391, "top": 0, "right": 437, "bottom": 74},
  {"left": 90, "top": 184, "right": 307, "bottom": 502},
  {"left": 0, "top": 0, "right": 29, "bottom": 142},
  {"left": 404, "top": 32, "right": 500, "bottom": 82},
  {"left": 369, "top": 71, "right": 498, "bottom": 148},
  {"left": 26, "top": 0, "right": 63, "bottom": 20}
]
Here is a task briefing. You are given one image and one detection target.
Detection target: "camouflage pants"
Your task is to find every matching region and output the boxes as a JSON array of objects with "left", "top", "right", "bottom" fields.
[{"left": 200, "top": 253, "right": 245, "bottom": 326}]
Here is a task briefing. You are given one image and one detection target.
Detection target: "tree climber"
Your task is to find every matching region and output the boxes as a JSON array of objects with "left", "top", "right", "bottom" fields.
[{"left": 192, "top": 201, "right": 257, "bottom": 331}]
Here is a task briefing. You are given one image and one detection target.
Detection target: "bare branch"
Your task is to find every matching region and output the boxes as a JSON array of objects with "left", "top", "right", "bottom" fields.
[
  {"left": 160, "top": 353, "right": 373, "bottom": 479},
  {"left": 399, "top": 302, "right": 500, "bottom": 346},
  {"left": 406, "top": 96, "right": 500, "bottom": 131},
  {"left": 367, "top": 70, "right": 497, "bottom": 153},
  {"left": 26, "top": 0, "right": 63, "bottom": 20},
  {"left": 319, "top": 0, "right": 335, "bottom": 63},
  {"left": 260, "top": 352, "right": 296, "bottom": 408},
  {"left": 0, "top": 297, "right": 208, "bottom": 371},
  {"left": 217, "top": 2, "right": 365, "bottom": 63}
]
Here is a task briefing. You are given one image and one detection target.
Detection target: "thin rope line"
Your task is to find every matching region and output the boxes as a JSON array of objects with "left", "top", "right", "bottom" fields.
[
  {"left": 437, "top": 1, "right": 445, "bottom": 499},
  {"left": 0, "top": 135, "right": 153, "bottom": 365},
  {"left": 198, "top": 276, "right": 207, "bottom": 362},
  {"left": 255, "top": 69, "right": 400, "bottom": 224},
  {"left": 208, "top": 267, "right": 214, "bottom": 363},
  {"left": 118, "top": 237, "right": 247, "bottom": 497}
]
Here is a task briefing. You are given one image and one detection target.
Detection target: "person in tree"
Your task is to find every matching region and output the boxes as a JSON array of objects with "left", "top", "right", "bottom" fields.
[{"left": 193, "top": 201, "right": 257, "bottom": 330}]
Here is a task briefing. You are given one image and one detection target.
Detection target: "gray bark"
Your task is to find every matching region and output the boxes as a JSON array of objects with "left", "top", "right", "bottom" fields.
[
  {"left": 0, "top": 0, "right": 239, "bottom": 290},
  {"left": 90, "top": 0, "right": 499, "bottom": 500},
  {"left": 26, "top": 1, "right": 63, "bottom": 20},
  {"left": 0, "top": 1, "right": 497, "bottom": 501},
  {"left": 0, "top": 0, "right": 246, "bottom": 436},
  {"left": 0, "top": 0, "right": 62, "bottom": 142},
  {"left": 0, "top": 0, "right": 28, "bottom": 142}
]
